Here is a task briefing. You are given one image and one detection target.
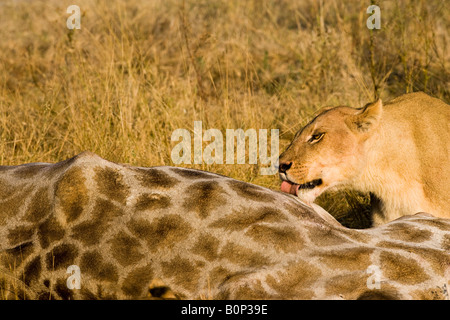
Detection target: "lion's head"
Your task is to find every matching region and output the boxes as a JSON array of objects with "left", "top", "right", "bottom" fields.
[{"left": 279, "top": 99, "right": 382, "bottom": 204}]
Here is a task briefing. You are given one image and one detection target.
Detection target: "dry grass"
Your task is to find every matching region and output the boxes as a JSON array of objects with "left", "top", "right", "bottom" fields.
[{"left": 0, "top": 0, "right": 448, "bottom": 228}]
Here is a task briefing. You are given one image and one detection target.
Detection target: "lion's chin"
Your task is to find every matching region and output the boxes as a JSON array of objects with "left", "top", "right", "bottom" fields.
[{"left": 296, "top": 188, "right": 323, "bottom": 205}]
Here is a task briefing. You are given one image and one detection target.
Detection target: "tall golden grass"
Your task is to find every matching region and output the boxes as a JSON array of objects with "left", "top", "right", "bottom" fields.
[{"left": 0, "top": 0, "right": 448, "bottom": 227}]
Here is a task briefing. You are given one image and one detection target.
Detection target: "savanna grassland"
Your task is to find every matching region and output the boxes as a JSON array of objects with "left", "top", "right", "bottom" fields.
[{"left": 0, "top": 0, "right": 448, "bottom": 227}]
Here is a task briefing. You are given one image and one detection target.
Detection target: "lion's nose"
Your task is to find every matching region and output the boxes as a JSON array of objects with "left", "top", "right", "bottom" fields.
[{"left": 278, "top": 161, "right": 293, "bottom": 174}]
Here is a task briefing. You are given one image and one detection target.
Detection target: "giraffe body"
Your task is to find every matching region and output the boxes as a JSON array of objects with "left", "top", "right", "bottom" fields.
[{"left": 0, "top": 152, "right": 449, "bottom": 299}]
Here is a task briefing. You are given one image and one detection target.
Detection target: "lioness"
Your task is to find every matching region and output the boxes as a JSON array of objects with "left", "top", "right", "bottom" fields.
[{"left": 279, "top": 92, "right": 449, "bottom": 225}]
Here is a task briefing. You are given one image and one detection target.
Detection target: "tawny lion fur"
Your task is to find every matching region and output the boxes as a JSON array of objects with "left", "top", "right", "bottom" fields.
[{"left": 279, "top": 92, "right": 449, "bottom": 225}]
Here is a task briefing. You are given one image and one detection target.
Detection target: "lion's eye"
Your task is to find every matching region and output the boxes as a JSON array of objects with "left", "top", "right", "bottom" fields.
[{"left": 308, "top": 133, "right": 325, "bottom": 144}]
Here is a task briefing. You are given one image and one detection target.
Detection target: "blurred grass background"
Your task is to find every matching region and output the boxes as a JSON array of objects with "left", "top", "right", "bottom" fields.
[{"left": 0, "top": 0, "right": 448, "bottom": 228}]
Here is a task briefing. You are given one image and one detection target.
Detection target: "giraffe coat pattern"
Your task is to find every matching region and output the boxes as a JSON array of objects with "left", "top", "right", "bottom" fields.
[{"left": 0, "top": 152, "right": 449, "bottom": 299}]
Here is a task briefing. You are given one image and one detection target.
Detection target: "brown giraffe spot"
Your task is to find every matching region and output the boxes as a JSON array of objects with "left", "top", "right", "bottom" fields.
[
  {"left": 38, "top": 215, "right": 65, "bottom": 249},
  {"left": 377, "top": 241, "right": 449, "bottom": 276},
  {"left": 170, "top": 167, "right": 219, "bottom": 179},
  {"left": 379, "top": 251, "right": 430, "bottom": 284},
  {"left": 24, "top": 187, "right": 51, "bottom": 223},
  {"left": 324, "top": 273, "right": 401, "bottom": 299},
  {"left": 0, "top": 179, "right": 23, "bottom": 199},
  {"left": 134, "top": 193, "right": 171, "bottom": 211},
  {"left": 54, "top": 278, "right": 74, "bottom": 300},
  {"left": 192, "top": 233, "right": 221, "bottom": 260},
  {"left": 94, "top": 166, "right": 130, "bottom": 205},
  {"left": 245, "top": 224, "right": 305, "bottom": 253},
  {"left": 307, "top": 226, "right": 353, "bottom": 247},
  {"left": 357, "top": 290, "right": 400, "bottom": 300},
  {"left": 413, "top": 219, "right": 450, "bottom": 231},
  {"left": 13, "top": 164, "right": 48, "bottom": 179},
  {"left": 324, "top": 273, "right": 366, "bottom": 298},
  {"left": 127, "top": 214, "right": 192, "bottom": 252},
  {"left": 54, "top": 166, "right": 89, "bottom": 223},
  {"left": 209, "top": 207, "right": 286, "bottom": 231},
  {"left": 2, "top": 241, "right": 35, "bottom": 268},
  {"left": 121, "top": 263, "right": 154, "bottom": 298},
  {"left": 265, "top": 259, "right": 322, "bottom": 299},
  {"left": 161, "top": 255, "right": 202, "bottom": 292},
  {"left": 0, "top": 184, "right": 34, "bottom": 226},
  {"left": 109, "top": 231, "right": 144, "bottom": 267},
  {"left": 134, "top": 168, "right": 180, "bottom": 189},
  {"left": 226, "top": 279, "right": 268, "bottom": 300},
  {"left": 208, "top": 266, "right": 232, "bottom": 290},
  {"left": 80, "top": 288, "right": 97, "bottom": 300},
  {"left": 23, "top": 256, "right": 42, "bottom": 286},
  {"left": 80, "top": 250, "right": 119, "bottom": 283},
  {"left": 283, "top": 199, "right": 320, "bottom": 222},
  {"left": 220, "top": 242, "right": 271, "bottom": 268},
  {"left": 45, "top": 243, "right": 78, "bottom": 271},
  {"left": 317, "top": 247, "right": 374, "bottom": 271},
  {"left": 7, "top": 225, "right": 34, "bottom": 246},
  {"left": 93, "top": 197, "right": 124, "bottom": 220},
  {"left": 182, "top": 181, "right": 227, "bottom": 219},
  {"left": 227, "top": 180, "right": 276, "bottom": 202},
  {"left": 385, "top": 223, "right": 433, "bottom": 242},
  {"left": 214, "top": 272, "right": 265, "bottom": 299},
  {"left": 71, "top": 219, "right": 104, "bottom": 247},
  {"left": 71, "top": 199, "right": 124, "bottom": 246},
  {"left": 38, "top": 291, "right": 54, "bottom": 300},
  {"left": 442, "top": 235, "right": 450, "bottom": 251}
]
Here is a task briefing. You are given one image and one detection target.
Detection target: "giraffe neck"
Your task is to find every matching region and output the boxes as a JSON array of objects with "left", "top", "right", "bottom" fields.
[{"left": 0, "top": 152, "right": 449, "bottom": 300}]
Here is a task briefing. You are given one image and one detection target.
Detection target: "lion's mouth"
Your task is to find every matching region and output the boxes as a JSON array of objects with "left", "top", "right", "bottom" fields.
[
  {"left": 298, "top": 179, "right": 323, "bottom": 189},
  {"left": 280, "top": 179, "right": 323, "bottom": 195}
]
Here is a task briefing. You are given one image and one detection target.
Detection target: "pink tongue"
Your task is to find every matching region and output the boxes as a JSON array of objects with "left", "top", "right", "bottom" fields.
[{"left": 281, "top": 181, "right": 299, "bottom": 195}]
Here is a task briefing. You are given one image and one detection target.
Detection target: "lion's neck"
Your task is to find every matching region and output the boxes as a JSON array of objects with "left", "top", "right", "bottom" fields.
[{"left": 352, "top": 124, "right": 430, "bottom": 223}]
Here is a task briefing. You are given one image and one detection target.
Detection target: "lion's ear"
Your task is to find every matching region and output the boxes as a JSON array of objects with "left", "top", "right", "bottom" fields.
[{"left": 346, "top": 99, "right": 383, "bottom": 133}]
